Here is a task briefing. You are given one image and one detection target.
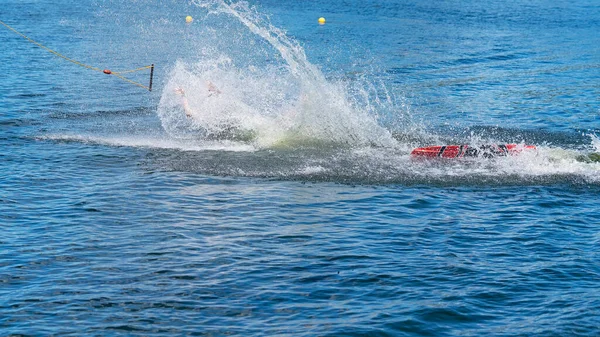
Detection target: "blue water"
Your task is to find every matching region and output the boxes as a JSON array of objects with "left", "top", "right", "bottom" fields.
[{"left": 1, "top": 0, "right": 600, "bottom": 336}]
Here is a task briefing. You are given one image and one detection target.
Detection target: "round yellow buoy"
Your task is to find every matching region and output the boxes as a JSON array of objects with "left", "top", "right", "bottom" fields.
[
  {"left": 318, "top": 17, "right": 326, "bottom": 25},
  {"left": 186, "top": 15, "right": 193, "bottom": 23}
]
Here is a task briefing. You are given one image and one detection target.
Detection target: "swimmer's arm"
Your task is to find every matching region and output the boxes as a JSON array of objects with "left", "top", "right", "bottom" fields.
[{"left": 175, "top": 88, "right": 192, "bottom": 117}]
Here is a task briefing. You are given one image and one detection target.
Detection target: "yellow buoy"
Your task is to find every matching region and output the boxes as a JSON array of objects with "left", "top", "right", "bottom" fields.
[
  {"left": 186, "top": 16, "right": 193, "bottom": 24},
  {"left": 318, "top": 17, "right": 326, "bottom": 25}
]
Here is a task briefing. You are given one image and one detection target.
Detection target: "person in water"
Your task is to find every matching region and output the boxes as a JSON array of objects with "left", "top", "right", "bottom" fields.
[
  {"left": 174, "top": 81, "right": 261, "bottom": 141},
  {"left": 174, "top": 81, "right": 222, "bottom": 118}
]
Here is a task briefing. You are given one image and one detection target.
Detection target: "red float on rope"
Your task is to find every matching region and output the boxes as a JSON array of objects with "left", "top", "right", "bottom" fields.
[{"left": 103, "top": 69, "right": 112, "bottom": 74}]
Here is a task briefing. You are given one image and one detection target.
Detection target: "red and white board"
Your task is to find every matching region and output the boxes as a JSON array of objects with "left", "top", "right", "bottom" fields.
[{"left": 411, "top": 144, "right": 537, "bottom": 159}]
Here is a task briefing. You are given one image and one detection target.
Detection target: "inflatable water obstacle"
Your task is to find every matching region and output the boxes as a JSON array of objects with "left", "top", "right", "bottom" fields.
[{"left": 411, "top": 144, "right": 537, "bottom": 159}]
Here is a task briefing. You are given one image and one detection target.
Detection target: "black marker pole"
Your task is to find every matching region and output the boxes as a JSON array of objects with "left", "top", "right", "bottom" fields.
[{"left": 149, "top": 64, "right": 155, "bottom": 92}]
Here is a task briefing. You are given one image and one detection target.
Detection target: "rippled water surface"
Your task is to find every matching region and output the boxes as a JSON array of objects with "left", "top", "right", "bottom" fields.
[{"left": 1, "top": 0, "right": 600, "bottom": 336}]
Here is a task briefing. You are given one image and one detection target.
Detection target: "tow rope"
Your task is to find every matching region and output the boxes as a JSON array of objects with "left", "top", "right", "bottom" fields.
[{"left": 0, "top": 19, "right": 154, "bottom": 91}]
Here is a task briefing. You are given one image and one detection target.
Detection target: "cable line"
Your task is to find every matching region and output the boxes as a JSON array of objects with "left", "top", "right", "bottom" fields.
[{"left": 0, "top": 19, "right": 154, "bottom": 91}]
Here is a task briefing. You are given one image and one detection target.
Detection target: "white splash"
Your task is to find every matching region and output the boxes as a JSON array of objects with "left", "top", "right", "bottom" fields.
[{"left": 157, "top": 0, "right": 397, "bottom": 149}]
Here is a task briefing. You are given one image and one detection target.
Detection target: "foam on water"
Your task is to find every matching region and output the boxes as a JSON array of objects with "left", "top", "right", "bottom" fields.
[
  {"left": 41, "top": 128, "right": 600, "bottom": 184},
  {"left": 38, "top": 134, "right": 256, "bottom": 152}
]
